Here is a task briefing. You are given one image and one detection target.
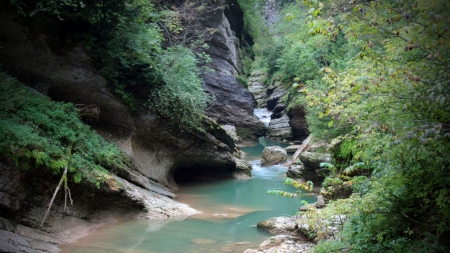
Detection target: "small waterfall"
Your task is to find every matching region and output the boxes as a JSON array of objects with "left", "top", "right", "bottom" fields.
[{"left": 253, "top": 108, "right": 271, "bottom": 127}]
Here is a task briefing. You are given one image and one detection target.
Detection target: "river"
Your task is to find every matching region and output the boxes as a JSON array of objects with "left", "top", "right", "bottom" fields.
[{"left": 60, "top": 109, "right": 316, "bottom": 253}]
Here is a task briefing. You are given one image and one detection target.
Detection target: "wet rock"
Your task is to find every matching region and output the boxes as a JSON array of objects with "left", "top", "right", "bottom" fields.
[
  {"left": 261, "top": 146, "right": 287, "bottom": 166},
  {"left": 234, "top": 157, "right": 252, "bottom": 178},
  {"left": 0, "top": 162, "right": 198, "bottom": 253}
]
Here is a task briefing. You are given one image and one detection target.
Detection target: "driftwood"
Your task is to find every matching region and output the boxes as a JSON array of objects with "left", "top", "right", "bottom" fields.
[{"left": 288, "top": 134, "right": 312, "bottom": 167}]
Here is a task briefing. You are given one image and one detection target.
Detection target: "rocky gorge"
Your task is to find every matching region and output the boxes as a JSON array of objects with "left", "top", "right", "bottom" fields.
[
  {"left": 0, "top": 0, "right": 327, "bottom": 252},
  {"left": 0, "top": 0, "right": 267, "bottom": 251}
]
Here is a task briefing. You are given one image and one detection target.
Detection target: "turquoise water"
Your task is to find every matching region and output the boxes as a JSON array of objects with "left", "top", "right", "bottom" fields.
[{"left": 60, "top": 141, "right": 315, "bottom": 253}]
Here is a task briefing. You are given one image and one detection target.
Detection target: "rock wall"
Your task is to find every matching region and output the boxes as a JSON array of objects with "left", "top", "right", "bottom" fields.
[
  {"left": 0, "top": 12, "right": 248, "bottom": 189},
  {"left": 201, "top": 0, "right": 267, "bottom": 141}
]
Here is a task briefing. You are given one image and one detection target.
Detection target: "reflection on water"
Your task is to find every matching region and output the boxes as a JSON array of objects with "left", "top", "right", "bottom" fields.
[
  {"left": 241, "top": 137, "right": 290, "bottom": 161},
  {"left": 60, "top": 141, "right": 316, "bottom": 253}
]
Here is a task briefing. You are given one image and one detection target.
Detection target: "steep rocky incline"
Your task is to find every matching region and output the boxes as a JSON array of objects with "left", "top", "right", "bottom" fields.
[{"left": 202, "top": 0, "right": 267, "bottom": 141}]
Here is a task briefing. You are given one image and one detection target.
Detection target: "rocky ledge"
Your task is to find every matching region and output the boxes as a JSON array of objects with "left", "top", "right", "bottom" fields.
[{"left": 0, "top": 162, "right": 198, "bottom": 253}]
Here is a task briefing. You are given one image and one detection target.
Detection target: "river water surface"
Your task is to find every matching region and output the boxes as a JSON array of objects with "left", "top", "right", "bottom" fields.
[{"left": 61, "top": 110, "right": 315, "bottom": 253}]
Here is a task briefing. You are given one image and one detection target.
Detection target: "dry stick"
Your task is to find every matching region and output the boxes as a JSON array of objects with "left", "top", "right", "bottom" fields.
[
  {"left": 40, "top": 166, "right": 68, "bottom": 228},
  {"left": 288, "top": 134, "right": 312, "bottom": 167}
]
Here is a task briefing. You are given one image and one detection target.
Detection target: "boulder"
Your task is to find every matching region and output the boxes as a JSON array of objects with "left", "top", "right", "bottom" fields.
[
  {"left": 257, "top": 216, "right": 298, "bottom": 235},
  {"left": 261, "top": 146, "right": 287, "bottom": 166},
  {"left": 299, "top": 195, "right": 326, "bottom": 212}
]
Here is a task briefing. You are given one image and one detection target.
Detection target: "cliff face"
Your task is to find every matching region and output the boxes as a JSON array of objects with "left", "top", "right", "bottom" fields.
[
  {"left": 201, "top": 0, "right": 267, "bottom": 141},
  {"left": 0, "top": 4, "right": 258, "bottom": 187}
]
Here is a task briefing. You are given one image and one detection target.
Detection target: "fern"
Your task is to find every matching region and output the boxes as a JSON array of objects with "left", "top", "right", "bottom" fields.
[
  {"left": 343, "top": 162, "right": 365, "bottom": 175},
  {"left": 0, "top": 72, "right": 131, "bottom": 186}
]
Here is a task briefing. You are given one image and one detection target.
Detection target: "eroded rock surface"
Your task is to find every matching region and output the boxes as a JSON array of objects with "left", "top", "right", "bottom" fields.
[
  {"left": 0, "top": 162, "right": 198, "bottom": 253},
  {"left": 261, "top": 146, "right": 287, "bottom": 166},
  {"left": 201, "top": 0, "right": 267, "bottom": 141},
  {"left": 257, "top": 216, "right": 298, "bottom": 235}
]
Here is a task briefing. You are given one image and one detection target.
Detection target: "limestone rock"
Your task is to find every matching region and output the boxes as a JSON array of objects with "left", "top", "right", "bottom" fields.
[
  {"left": 222, "top": 125, "right": 241, "bottom": 143},
  {"left": 267, "top": 115, "right": 292, "bottom": 141},
  {"left": 285, "top": 145, "right": 301, "bottom": 154},
  {"left": 244, "top": 235, "right": 314, "bottom": 253},
  {"left": 234, "top": 157, "right": 252, "bottom": 178},
  {"left": 286, "top": 164, "right": 304, "bottom": 180},
  {"left": 287, "top": 106, "right": 310, "bottom": 140},
  {"left": 0, "top": 230, "right": 36, "bottom": 253},
  {"left": 261, "top": 146, "right": 287, "bottom": 166},
  {"left": 201, "top": 2, "right": 267, "bottom": 141},
  {"left": 0, "top": 162, "right": 198, "bottom": 253},
  {"left": 298, "top": 152, "right": 332, "bottom": 184},
  {"left": 266, "top": 87, "right": 284, "bottom": 110},
  {"left": 257, "top": 216, "right": 298, "bottom": 235}
]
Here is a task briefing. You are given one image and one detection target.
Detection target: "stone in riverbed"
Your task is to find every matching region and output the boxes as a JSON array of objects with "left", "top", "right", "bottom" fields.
[
  {"left": 256, "top": 216, "right": 298, "bottom": 235},
  {"left": 261, "top": 146, "right": 287, "bottom": 166}
]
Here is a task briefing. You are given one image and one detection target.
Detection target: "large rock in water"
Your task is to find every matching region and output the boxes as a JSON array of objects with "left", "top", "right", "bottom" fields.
[
  {"left": 257, "top": 216, "right": 298, "bottom": 235},
  {"left": 261, "top": 146, "right": 287, "bottom": 166},
  {"left": 201, "top": 0, "right": 267, "bottom": 141}
]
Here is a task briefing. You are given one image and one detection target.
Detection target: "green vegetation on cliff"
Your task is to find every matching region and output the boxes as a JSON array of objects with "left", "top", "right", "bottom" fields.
[
  {"left": 0, "top": 72, "right": 130, "bottom": 186},
  {"left": 8, "top": 0, "right": 215, "bottom": 130},
  {"left": 243, "top": 0, "right": 450, "bottom": 251}
]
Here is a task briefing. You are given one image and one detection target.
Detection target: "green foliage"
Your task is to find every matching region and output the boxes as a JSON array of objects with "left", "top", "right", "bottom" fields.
[
  {"left": 267, "top": 177, "right": 314, "bottom": 198},
  {"left": 296, "top": 0, "right": 450, "bottom": 251},
  {"left": 10, "top": 0, "right": 213, "bottom": 130},
  {"left": 148, "top": 46, "right": 215, "bottom": 130},
  {"left": 235, "top": 75, "right": 248, "bottom": 88},
  {"left": 0, "top": 73, "right": 131, "bottom": 186}
]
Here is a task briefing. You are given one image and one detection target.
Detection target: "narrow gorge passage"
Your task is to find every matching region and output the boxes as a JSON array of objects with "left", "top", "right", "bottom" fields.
[{"left": 59, "top": 111, "right": 317, "bottom": 253}]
